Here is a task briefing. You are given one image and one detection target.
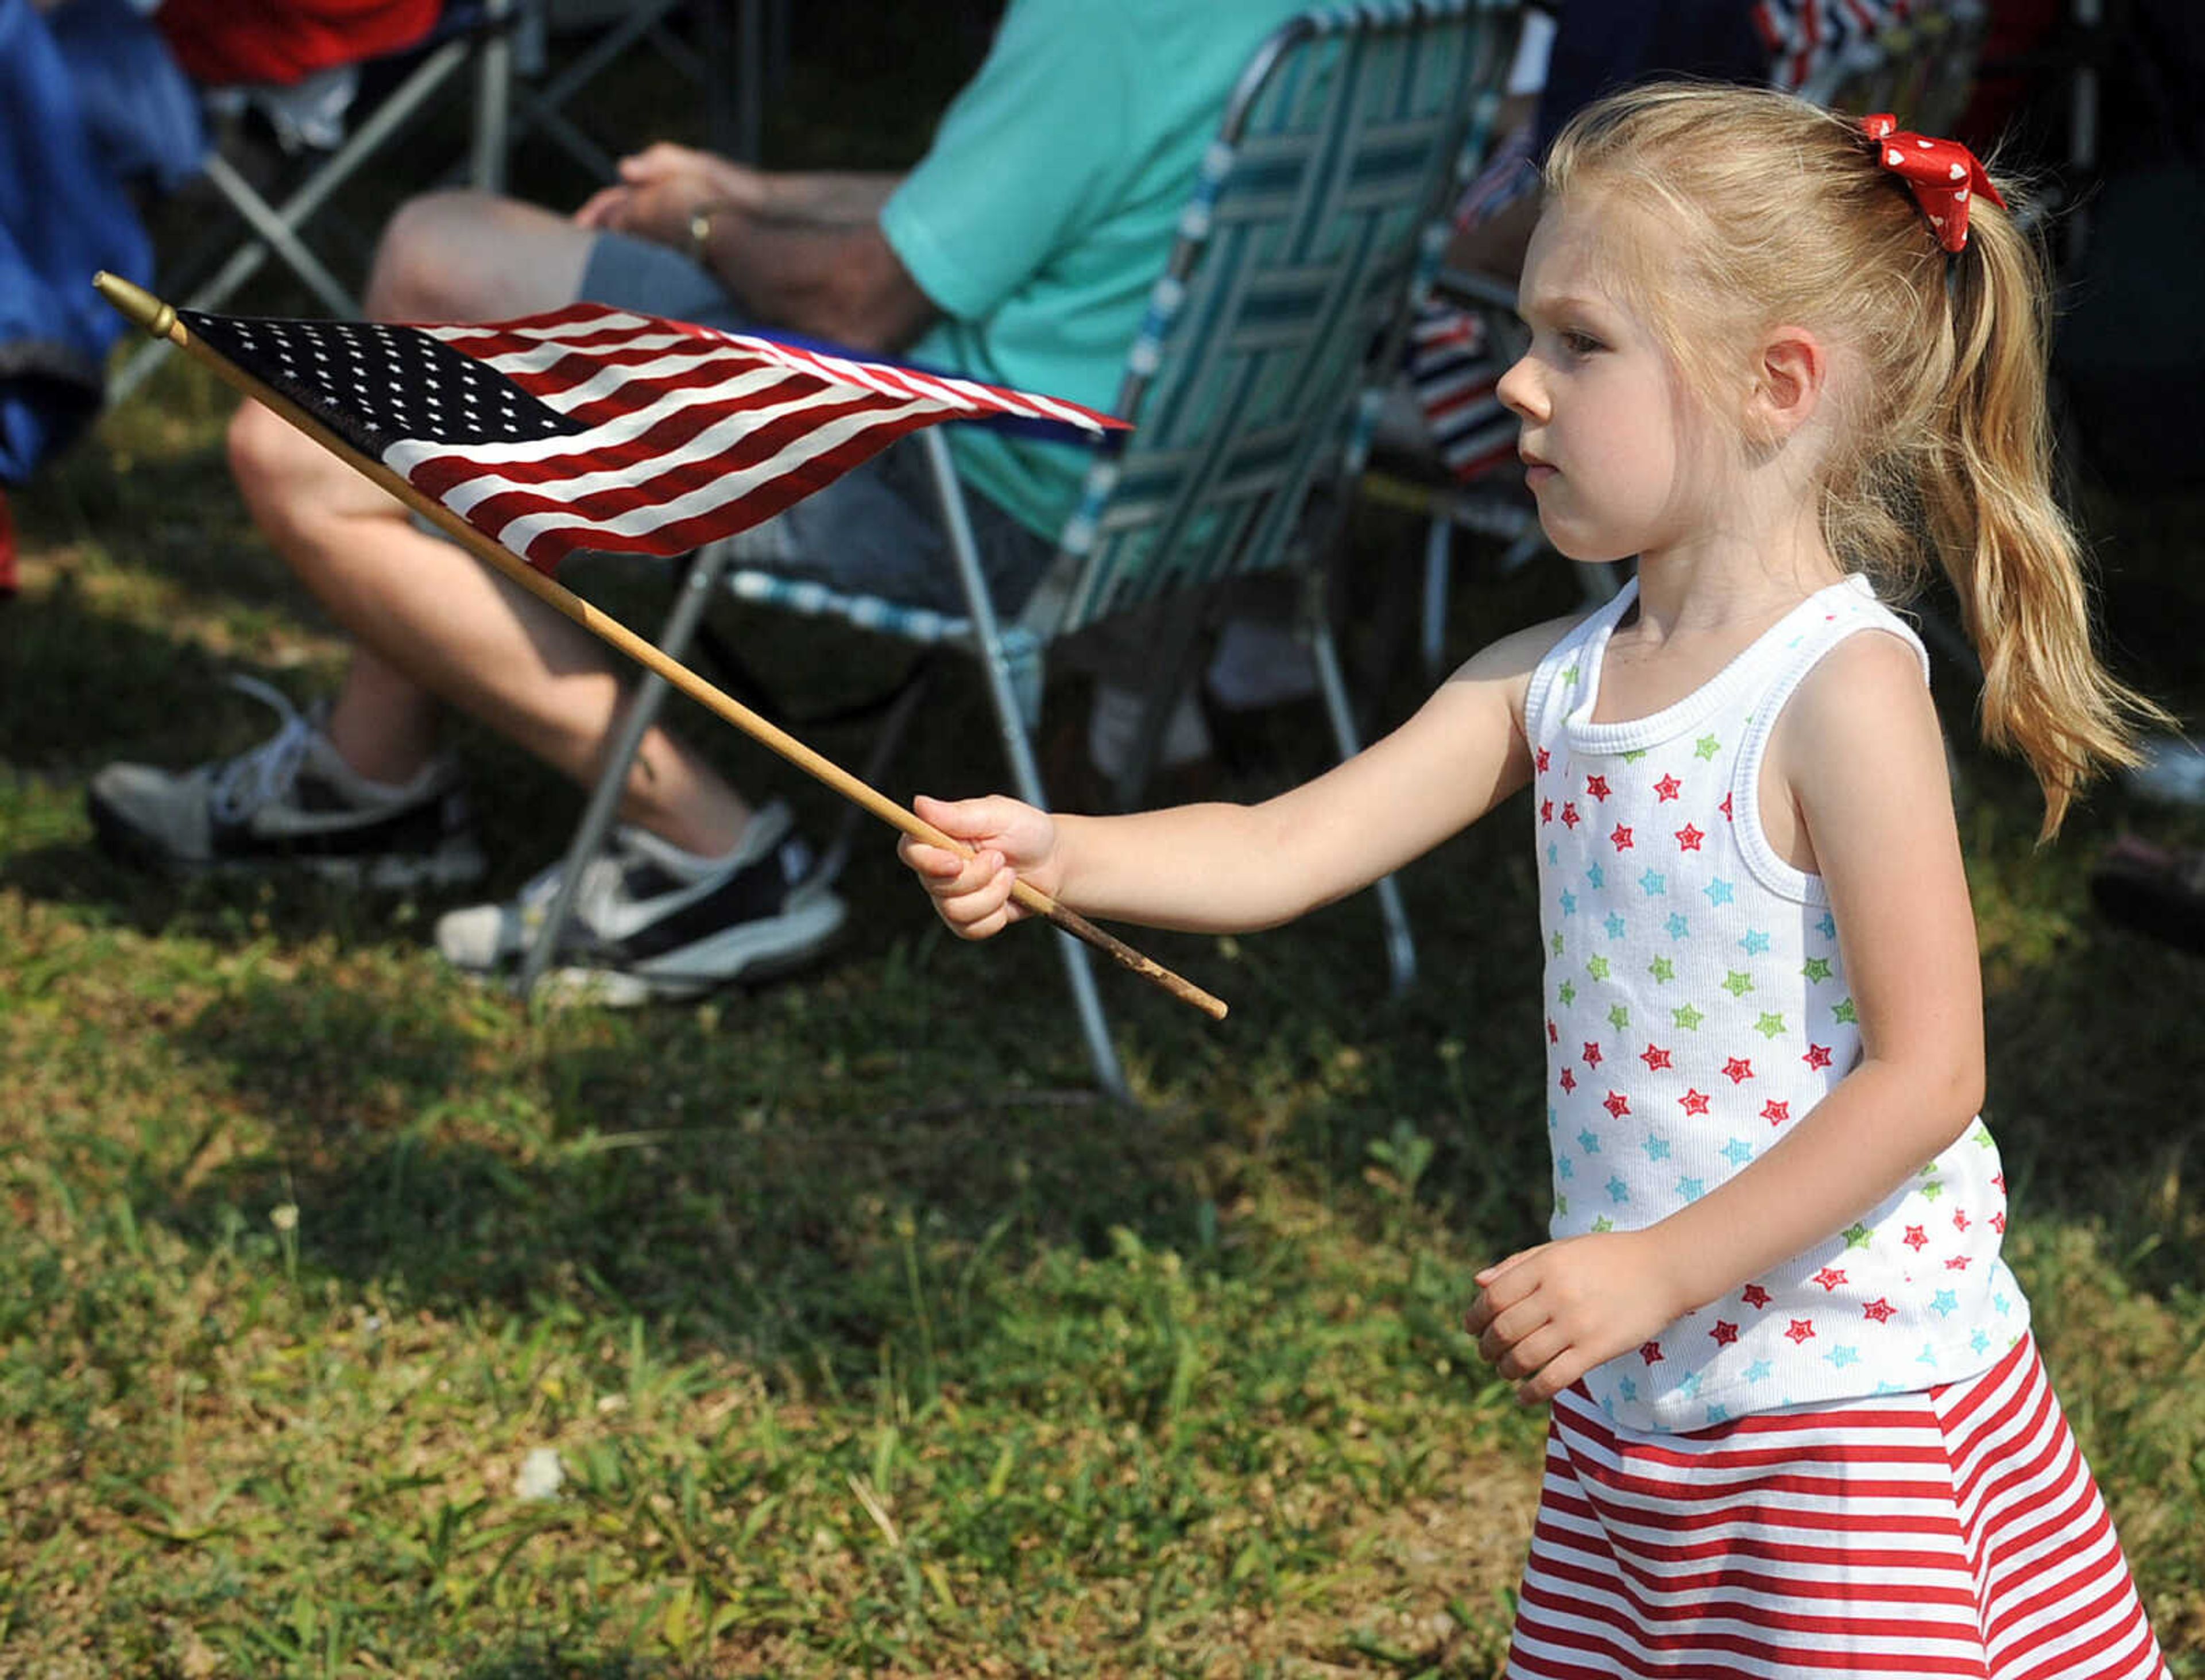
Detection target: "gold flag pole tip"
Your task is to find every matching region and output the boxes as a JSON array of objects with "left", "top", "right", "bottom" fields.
[{"left": 92, "top": 272, "right": 176, "bottom": 340}]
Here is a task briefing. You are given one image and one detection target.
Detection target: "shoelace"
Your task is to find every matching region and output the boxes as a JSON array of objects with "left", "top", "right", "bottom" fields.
[{"left": 207, "top": 675, "right": 316, "bottom": 826}]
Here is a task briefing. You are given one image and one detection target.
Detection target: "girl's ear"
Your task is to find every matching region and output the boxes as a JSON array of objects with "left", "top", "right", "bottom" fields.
[{"left": 1747, "top": 326, "right": 1828, "bottom": 443}]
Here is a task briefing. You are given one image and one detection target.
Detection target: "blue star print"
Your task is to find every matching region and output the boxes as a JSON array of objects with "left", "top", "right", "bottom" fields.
[
  {"left": 1640, "top": 869, "right": 1666, "bottom": 896},
  {"left": 1666, "top": 913, "right": 1690, "bottom": 939},
  {"left": 1739, "top": 929, "right": 1771, "bottom": 955},
  {"left": 1704, "top": 878, "right": 1736, "bottom": 907}
]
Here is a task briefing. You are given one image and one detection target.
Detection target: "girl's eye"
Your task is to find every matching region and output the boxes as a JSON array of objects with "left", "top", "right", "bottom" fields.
[{"left": 1561, "top": 330, "right": 1604, "bottom": 356}]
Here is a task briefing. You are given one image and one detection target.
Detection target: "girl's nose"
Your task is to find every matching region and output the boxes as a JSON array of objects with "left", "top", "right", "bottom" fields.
[{"left": 1496, "top": 353, "right": 1542, "bottom": 421}]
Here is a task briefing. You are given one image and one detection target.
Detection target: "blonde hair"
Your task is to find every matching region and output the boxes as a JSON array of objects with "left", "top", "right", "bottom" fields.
[{"left": 1544, "top": 82, "right": 2165, "bottom": 836}]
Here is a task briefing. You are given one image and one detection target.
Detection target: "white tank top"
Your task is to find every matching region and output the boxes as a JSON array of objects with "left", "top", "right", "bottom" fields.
[{"left": 1523, "top": 574, "right": 2026, "bottom": 1433}]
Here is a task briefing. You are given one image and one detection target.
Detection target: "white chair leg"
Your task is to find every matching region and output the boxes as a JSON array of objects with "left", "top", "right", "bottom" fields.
[
  {"left": 516, "top": 543, "right": 731, "bottom": 997},
  {"left": 1421, "top": 508, "right": 1452, "bottom": 682},
  {"left": 1309, "top": 606, "right": 1417, "bottom": 994},
  {"left": 920, "top": 432, "right": 1131, "bottom": 1102}
]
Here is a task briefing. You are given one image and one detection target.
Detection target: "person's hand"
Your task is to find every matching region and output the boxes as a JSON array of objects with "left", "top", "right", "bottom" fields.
[
  {"left": 573, "top": 143, "right": 767, "bottom": 247},
  {"left": 898, "top": 793, "right": 1062, "bottom": 940},
  {"left": 1463, "top": 1230, "right": 1689, "bottom": 1405}
]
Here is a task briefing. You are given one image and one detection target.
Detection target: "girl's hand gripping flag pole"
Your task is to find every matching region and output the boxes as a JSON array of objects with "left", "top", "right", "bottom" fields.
[{"left": 93, "top": 271, "right": 1227, "bottom": 1022}]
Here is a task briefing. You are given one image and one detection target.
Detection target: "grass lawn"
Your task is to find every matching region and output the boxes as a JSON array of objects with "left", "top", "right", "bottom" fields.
[{"left": 5, "top": 17, "right": 2204, "bottom": 1677}]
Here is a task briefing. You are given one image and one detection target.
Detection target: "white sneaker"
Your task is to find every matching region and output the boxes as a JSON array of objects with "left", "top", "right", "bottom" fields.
[
  {"left": 86, "top": 676, "right": 483, "bottom": 888},
  {"left": 434, "top": 801, "right": 845, "bottom": 1005}
]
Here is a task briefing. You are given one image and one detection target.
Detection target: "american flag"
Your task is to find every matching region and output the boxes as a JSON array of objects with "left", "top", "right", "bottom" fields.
[{"left": 180, "top": 304, "right": 1126, "bottom": 572}]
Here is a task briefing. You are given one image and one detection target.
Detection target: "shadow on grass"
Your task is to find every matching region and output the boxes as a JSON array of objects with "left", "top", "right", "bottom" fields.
[
  {"left": 458, "top": 1650, "right": 664, "bottom": 1680},
  {"left": 154, "top": 939, "right": 1218, "bottom": 1388}
]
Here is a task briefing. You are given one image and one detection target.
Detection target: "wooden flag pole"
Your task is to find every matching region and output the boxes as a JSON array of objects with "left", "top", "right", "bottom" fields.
[{"left": 94, "top": 273, "right": 1228, "bottom": 1021}]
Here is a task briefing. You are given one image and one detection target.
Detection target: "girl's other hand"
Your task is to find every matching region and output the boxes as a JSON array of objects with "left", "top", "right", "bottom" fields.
[
  {"left": 899, "top": 793, "right": 1062, "bottom": 940},
  {"left": 1463, "top": 1230, "right": 1688, "bottom": 1405}
]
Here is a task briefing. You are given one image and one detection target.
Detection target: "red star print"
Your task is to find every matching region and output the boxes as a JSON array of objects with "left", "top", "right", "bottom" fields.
[
  {"left": 1561, "top": 802, "right": 1580, "bottom": 829},
  {"left": 1548, "top": 1020, "right": 1559, "bottom": 1044},
  {"left": 1586, "top": 775, "right": 1611, "bottom": 801},
  {"left": 1675, "top": 823, "right": 1704, "bottom": 851},
  {"left": 1711, "top": 1320, "right": 1739, "bottom": 1346},
  {"left": 1802, "top": 1044, "right": 1834, "bottom": 1071},
  {"left": 1785, "top": 1318, "right": 1816, "bottom": 1345},
  {"left": 1902, "top": 1225, "right": 1928, "bottom": 1251},
  {"left": 1641, "top": 1044, "right": 1673, "bottom": 1071},
  {"left": 1862, "top": 1297, "right": 1897, "bottom": 1324},
  {"left": 1993, "top": 1173, "right": 2005, "bottom": 1194},
  {"left": 1721, "top": 793, "right": 1735, "bottom": 822},
  {"left": 1742, "top": 1284, "right": 1773, "bottom": 1309},
  {"left": 1639, "top": 1341, "right": 1664, "bottom": 1365},
  {"left": 1680, "top": 1089, "right": 1711, "bottom": 1116},
  {"left": 1812, "top": 1266, "right": 1847, "bottom": 1291},
  {"left": 1944, "top": 1256, "right": 1972, "bottom": 1271},
  {"left": 1654, "top": 773, "right": 1681, "bottom": 802},
  {"left": 1558, "top": 1068, "right": 1576, "bottom": 1093},
  {"left": 1991, "top": 1211, "right": 2006, "bottom": 1234},
  {"left": 1611, "top": 824, "right": 1634, "bottom": 850},
  {"left": 1722, "top": 1056, "right": 1754, "bottom": 1084},
  {"left": 1952, "top": 1210, "right": 1970, "bottom": 1233},
  {"left": 1582, "top": 1042, "right": 1602, "bottom": 1067},
  {"left": 1761, "top": 1100, "right": 1790, "bottom": 1125},
  {"left": 1603, "top": 1090, "right": 1631, "bottom": 1118},
  {"left": 1540, "top": 799, "right": 1553, "bottom": 824},
  {"left": 1535, "top": 748, "right": 1550, "bottom": 773}
]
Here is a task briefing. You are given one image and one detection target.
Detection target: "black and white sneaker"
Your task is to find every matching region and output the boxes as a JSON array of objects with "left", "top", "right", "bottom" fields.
[
  {"left": 87, "top": 676, "right": 485, "bottom": 888},
  {"left": 432, "top": 800, "right": 845, "bottom": 1004}
]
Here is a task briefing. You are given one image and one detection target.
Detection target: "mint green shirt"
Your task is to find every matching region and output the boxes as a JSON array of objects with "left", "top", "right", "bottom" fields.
[{"left": 879, "top": 0, "right": 1309, "bottom": 541}]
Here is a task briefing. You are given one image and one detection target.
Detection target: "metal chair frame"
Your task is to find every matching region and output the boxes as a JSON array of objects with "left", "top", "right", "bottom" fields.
[{"left": 112, "top": 0, "right": 520, "bottom": 405}]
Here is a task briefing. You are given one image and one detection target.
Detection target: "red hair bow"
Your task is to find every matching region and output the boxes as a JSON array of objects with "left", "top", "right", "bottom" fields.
[{"left": 1862, "top": 114, "right": 2005, "bottom": 253}]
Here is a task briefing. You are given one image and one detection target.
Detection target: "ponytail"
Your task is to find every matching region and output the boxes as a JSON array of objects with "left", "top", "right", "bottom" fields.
[{"left": 1922, "top": 203, "right": 2169, "bottom": 837}]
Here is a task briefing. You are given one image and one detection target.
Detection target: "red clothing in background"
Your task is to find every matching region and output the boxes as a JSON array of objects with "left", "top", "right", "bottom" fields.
[{"left": 156, "top": 0, "right": 439, "bottom": 86}]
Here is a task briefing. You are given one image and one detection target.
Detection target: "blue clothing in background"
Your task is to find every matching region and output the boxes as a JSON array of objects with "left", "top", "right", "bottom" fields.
[{"left": 0, "top": 0, "right": 203, "bottom": 483}]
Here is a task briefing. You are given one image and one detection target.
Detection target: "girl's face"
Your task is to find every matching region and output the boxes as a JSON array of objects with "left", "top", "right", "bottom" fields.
[{"left": 1498, "top": 199, "right": 1721, "bottom": 564}]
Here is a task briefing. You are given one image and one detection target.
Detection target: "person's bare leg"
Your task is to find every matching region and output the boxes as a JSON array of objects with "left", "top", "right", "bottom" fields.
[{"left": 233, "top": 189, "right": 751, "bottom": 857}]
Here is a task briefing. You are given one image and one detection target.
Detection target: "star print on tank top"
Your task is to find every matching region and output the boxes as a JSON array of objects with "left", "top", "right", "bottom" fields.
[{"left": 1523, "top": 573, "right": 2026, "bottom": 1433}]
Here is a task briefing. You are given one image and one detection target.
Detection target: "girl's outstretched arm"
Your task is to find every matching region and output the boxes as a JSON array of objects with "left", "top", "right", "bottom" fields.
[
  {"left": 1467, "top": 630, "right": 1988, "bottom": 1402},
  {"left": 901, "top": 615, "right": 1583, "bottom": 939}
]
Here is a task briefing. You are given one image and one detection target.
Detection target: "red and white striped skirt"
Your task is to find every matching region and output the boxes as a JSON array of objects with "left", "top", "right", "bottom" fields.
[{"left": 1507, "top": 1335, "right": 2167, "bottom": 1679}]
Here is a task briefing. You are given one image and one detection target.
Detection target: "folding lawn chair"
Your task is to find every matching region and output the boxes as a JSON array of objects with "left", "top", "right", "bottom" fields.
[
  {"left": 528, "top": 0, "right": 1526, "bottom": 1098},
  {"left": 110, "top": 0, "right": 521, "bottom": 405}
]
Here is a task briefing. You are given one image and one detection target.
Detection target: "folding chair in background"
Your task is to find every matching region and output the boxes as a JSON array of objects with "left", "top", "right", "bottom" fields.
[
  {"left": 528, "top": 0, "right": 1526, "bottom": 1098},
  {"left": 110, "top": 0, "right": 520, "bottom": 405}
]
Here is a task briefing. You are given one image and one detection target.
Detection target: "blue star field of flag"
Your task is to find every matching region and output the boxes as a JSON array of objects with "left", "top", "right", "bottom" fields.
[{"left": 179, "top": 311, "right": 587, "bottom": 459}]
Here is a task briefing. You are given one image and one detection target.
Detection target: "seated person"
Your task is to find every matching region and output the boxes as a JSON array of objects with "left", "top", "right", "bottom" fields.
[{"left": 90, "top": 0, "right": 1312, "bottom": 1001}]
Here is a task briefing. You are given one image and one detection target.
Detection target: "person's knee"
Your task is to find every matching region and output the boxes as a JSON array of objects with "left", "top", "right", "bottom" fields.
[
  {"left": 226, "top": 398, "right": 359, "bottom": 558},
  {"left": 367, "top": 190, "right": 504, "bottom": 320},
  {"left": 226, "top": 397, "right": 308, "bottom": 517},
  {"left": 366, "top": 189, "right": 591, "bottom": 322}
]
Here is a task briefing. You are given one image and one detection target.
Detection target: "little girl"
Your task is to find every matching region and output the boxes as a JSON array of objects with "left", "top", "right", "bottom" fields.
[{"left": 900, "top": 83, "right": 2170, "bottom": 1678}]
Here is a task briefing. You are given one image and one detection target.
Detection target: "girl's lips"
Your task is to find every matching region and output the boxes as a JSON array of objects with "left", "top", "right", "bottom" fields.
[{"left": 1524, "top": 462, "right": 1557, "bottom": 487}]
